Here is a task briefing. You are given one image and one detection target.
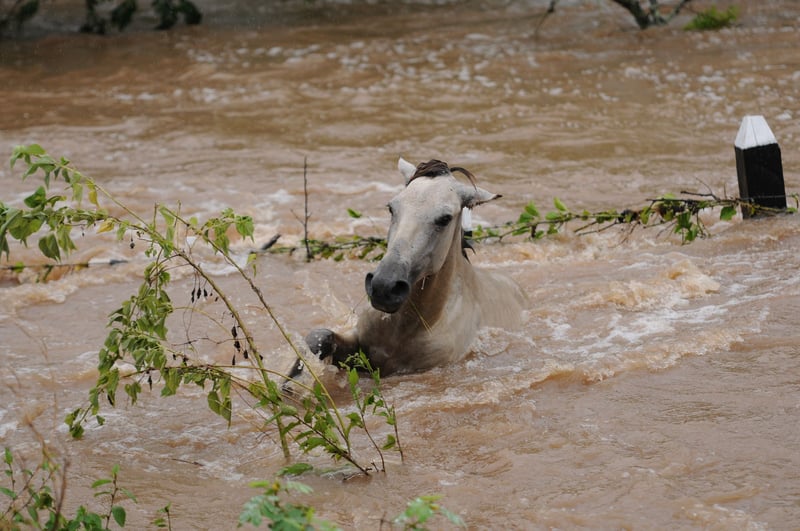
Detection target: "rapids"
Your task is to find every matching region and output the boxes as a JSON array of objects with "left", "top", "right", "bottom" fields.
[{"left": 1, "top": 1, "right": 799, "bottom": 528}]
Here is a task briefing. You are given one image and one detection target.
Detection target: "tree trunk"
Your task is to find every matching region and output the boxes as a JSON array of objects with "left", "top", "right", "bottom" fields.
[{"left": 609, "top": 0, "right": 694, "bottom": 29}]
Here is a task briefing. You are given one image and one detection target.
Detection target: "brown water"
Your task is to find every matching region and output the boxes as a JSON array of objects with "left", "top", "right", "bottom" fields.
[{"left": 1, "top": 1, "right": 799, "bottom": 528}]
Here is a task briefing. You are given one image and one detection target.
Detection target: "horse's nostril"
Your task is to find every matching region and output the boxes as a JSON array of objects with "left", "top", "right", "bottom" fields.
[
  {"left": 365, "top": 270, "right": 409, "bottom": 313},
  {"left": 365, "top": 272, "right": 375, "bottom": 294},
  {"left": 391, "top": 280, "right": 410, "bottom": 298}
]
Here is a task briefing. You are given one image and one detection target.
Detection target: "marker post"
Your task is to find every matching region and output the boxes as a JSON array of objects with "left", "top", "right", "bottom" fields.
[{"left": 734, "top": 115, "right": 786, "bottom": 218}]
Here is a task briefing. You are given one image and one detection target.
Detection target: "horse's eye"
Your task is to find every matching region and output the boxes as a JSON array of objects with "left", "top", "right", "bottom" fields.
[
  {"left": 387, "top": 204, "right": 395, "bottom": 216},
  {"left": 434, "top": 214, "right": 453, "bottom": 227}
]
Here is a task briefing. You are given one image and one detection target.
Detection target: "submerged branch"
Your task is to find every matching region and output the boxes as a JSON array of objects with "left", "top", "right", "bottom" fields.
[
  {"left": 5, "top": 193, "right": 797, "bottom": 280},
  {"left": 259, "top": 192, "right": 798, "bottom": 259}
]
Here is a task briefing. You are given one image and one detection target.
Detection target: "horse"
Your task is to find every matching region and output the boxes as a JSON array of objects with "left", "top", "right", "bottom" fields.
[{"left": 288, "top": 158, "right": 527, "bottom": 380}]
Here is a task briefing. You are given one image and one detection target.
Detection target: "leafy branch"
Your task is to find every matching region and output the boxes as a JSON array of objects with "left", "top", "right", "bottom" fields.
[
  {"left": 2, "top": 145, "right": 401, "bottom": 476},
  {"left": 471, "top": 193, "right": 793, "bottom": 245},
  {"left": 2, "top": 443, "right": 136, "bottom": 530},
  {"left": 343, "top": 352, "right": 404, "bottom": 472},
  {"left": 239, "top": 471, "right": 464, "bottom": 530},
  {"left": 256, "top": 191, "right": 798, "bottom": 262}
]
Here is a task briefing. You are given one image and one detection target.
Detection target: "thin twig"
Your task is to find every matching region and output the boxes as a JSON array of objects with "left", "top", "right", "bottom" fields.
[
  {"left": 303, "top": 156, "right": 312, "bottom": 262},
  {"left": 534, "top": 0, "right": 559, "bottom": 37}
]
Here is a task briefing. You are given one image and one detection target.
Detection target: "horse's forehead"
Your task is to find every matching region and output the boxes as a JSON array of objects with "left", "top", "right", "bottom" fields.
[{"left": 397, "top": 177, "right": 460, "bottom": 207}]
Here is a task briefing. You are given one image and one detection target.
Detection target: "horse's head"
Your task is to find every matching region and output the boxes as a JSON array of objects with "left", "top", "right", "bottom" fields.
[{"left": 365, "top": 158, "right": 500, "bottom": 313}]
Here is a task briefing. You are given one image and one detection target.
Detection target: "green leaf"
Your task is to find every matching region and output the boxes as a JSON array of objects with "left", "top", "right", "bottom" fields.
[
  {"left": 38, "top": 233, "right": 61, "bottom": 261},
  {"left": 284, "top": 480, "right": 314, "bottom": 495},
  {"left": 639, "top": 207, "right": 651, "bottom": 225},
  {"left": 511, "top": 226, "right": 528, "bottom": 236},
  {"left": 234, "top": 215, "right": 254, "bottom": 239},
  {"left": 112, "top": 505, "right": 127, "bottom": 527},
  {"left": 720, "top": 205, "right": 736, "bottom": 221},
  {"left": 553, "top": 197, "right": 567, "bottom": 212},
  {"left": 91, "top": 478, "right": 112, "bottom": 489},
  {"left": 23, "top": 186, "right": 46, "bottom": 208},
  {"left": 347, "top": 366, "right": 359, "bottom": 389},
  {"left": 7, "top": 214, "right": 43, "bottom": 244},
  {"left": 10, "top": 144, "right": 45, "bottom": 169},
  {"left": 524, "top": 201, "right": 539, "bottom": 218},
  {"left": 56, "top": 224, "right": 76, "bottom": 254},
  {"left": 87, "top": 181, "right": 99, "bottom": 206},
  {"left": 382, "top": 434, "right": 397, "bottom": 450},
  {"left": 347, "top": 208, "right": 362, "bottom": 219},
  {"left": 279, "top": 463, "right": 314, "bottom": 477},
  {"left": 159, "top": 205, "right": 175, "bottom": 227},
  {"left": 517, "top": 211, "right": 533, "bottom": 224},
  {"left": 161, "top": 368, "right": 181, "bottom": 397},
  {"left": 346, "top": 412, "right": 364, "bottom": 428},
  {"left": 72, "top": 181, "right": 83, "bottom": 203},
  {"left": 207, "top": 390, "right": 221, "bottom": 415}
]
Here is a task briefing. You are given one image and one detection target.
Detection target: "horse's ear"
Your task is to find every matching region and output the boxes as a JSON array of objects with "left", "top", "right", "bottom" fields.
[
  {"left": 398, "top": 157, "right": 416, "bottom": 185},
  {"left": 458, "top": 182, "right": 501, "bottom": 209}
]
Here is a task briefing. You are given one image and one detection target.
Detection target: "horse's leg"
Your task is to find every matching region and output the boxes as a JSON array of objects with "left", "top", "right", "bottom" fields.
[
  {"left": 281, "top": 328, "right": 360, "bottom": 392},
  {"left": 305, "top": 328, "right": 360, "bottom": 366}
]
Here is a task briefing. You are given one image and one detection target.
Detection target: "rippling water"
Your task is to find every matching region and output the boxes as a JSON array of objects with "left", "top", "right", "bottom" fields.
[{"left": 1, "top": 1, "right": 799, "bottom": 528}]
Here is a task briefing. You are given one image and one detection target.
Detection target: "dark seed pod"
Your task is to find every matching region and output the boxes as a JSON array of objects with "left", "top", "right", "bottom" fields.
[
  {"left": 231, "top": 355, "right": 236, "bottom": 366},
  {"left": 231, "top": 325, "right": 238, "bottom": 339},
  {"left": 233, "top": 339, "right": 241, "bottom": 352},
  {"left": 243, "top": 349, "right": 249, "bottom": 360}
]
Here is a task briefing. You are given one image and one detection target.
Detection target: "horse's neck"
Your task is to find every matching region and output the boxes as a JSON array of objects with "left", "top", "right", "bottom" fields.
[{"left": 406, "top": 229, "right": 468, "bottom": 328}]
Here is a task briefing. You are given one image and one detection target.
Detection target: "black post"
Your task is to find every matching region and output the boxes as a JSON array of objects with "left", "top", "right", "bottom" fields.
[{"left": 734, "top": 115, "right": 786, "bottom": 218}]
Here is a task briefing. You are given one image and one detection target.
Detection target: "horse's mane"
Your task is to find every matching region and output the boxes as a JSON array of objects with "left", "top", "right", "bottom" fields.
[{"left": 409, "top": 159, "right": 477, "bottom": 189}]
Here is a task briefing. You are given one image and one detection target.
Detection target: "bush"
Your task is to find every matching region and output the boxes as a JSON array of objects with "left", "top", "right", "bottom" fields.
[{"left": 684, "top": 5, "right": 739, "bottom": 31}]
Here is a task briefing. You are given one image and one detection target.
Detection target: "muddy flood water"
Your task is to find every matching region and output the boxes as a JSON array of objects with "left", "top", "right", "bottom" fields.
[{"left": 1, "top": 0, "right": 799, "bottom": 528}]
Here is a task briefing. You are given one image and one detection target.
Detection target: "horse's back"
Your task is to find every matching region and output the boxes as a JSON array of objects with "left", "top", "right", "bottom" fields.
[{"left": 472, "top": 267, "right": 528, "bottom": 329}]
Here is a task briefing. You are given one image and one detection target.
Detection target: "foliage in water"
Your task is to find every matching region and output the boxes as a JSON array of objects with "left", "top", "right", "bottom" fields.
[
  {"left": 2, "top": 443, "right": 463, "bottom": 529},
  {"left": 2, "top": 144, "right": 402, "bottom": 477},
  {"left": 1, "top": 446, "right": 135, "bottom": 530},
  {"left": 260, "top": 191, "right": 797, "bottom": 263},
  {"left": 684, "top": 5, "right": 739, "bottom": 31}
]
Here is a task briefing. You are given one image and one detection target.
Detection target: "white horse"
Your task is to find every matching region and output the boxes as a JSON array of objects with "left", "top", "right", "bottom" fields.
[{"left": 290, "top": 158, "right": 527, "bottom": 379}]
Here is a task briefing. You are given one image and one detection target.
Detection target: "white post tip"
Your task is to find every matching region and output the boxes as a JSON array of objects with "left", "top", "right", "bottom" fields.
[{"left": 735, "top": 115, "right": 777, "bottom": 149}]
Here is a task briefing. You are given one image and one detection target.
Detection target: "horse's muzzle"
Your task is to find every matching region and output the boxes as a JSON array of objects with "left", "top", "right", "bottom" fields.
[{"left": 365, "top": 271, "right": 409, "bottom": 313}]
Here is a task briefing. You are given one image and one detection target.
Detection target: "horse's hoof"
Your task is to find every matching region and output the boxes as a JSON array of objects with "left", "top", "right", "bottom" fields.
[{"left": 305, "top": 328, "right": 337, "bottom": 359}]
